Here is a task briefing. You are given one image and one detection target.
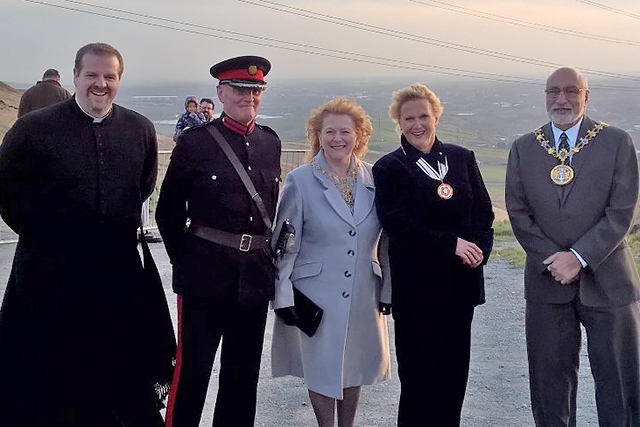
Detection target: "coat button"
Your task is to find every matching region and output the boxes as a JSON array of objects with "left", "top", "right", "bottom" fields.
[
  {"left": 348, "top": 229, "right": 356, "bottom": 236},
  {"left": 211, "top": 175, "right": 217, "bottom": 180},
  {"left": 248, "top": 166, "right": 252, "bottom": 171},
  {"left": 344, "top": 271, "right": 352, "bottom": 277},
  {"left": 347, "top": 250, "right": 355, "bottom": 256},
  {"left": 342, "top": 291, "right": 350, "bottom": 298}
]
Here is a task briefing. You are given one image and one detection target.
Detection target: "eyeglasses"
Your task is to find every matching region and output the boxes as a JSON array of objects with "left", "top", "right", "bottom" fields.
[
  {"left": 545, "top": 87, "right": 584, "bottom": 98},
  {"left": 231, "top": 86, "right": 265, "bottom": 96}
]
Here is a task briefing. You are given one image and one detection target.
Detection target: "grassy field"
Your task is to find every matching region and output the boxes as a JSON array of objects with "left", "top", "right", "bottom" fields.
[{"left": 491, "top": 219, "right": 640, "bottom": 275}]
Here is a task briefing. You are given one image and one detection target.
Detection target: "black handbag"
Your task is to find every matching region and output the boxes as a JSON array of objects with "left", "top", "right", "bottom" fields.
[{"left": 293, "top": 287, "right": 324, "bottom": 337}]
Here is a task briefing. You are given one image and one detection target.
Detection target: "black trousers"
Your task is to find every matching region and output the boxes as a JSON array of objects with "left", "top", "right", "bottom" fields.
[
  {"left": 165, "top": 295, "right": 268, "bottom": 427},
  {"left": 394, "top": 303, "right": 475, "bottom": 427}
]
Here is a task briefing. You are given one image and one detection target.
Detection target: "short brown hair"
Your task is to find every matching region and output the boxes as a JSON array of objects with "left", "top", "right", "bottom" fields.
[
  {"left": 42, "top": 69, "right": 60, "bottom": 80},
  {"left": 74, "top": 43, "right": 124, "bottom": 77},
  {"left": 389, "top": 83, "right": 443, "bottom": 134},
  {"left": 304, "top": 98, "right": 373, "bottom": 162}
]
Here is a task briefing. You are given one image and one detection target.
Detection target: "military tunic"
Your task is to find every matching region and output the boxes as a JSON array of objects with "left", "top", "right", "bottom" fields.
[{"left": 157, "top": 116, "right": 281, "bottom": 302}]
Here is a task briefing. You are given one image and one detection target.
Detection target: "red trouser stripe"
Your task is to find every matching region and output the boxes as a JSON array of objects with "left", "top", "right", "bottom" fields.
[{"left": 164, "top": 295, "right": 183, "bottom": 427}]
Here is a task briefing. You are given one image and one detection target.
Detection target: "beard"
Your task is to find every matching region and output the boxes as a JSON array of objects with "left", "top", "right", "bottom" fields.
[{"left": 547, "top": 106, "right": 583, "bottom": 128}]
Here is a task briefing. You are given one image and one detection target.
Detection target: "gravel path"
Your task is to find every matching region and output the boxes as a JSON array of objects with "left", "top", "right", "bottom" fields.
[{"left": 0, "top": 241, "right": 599, "bottom": 426}]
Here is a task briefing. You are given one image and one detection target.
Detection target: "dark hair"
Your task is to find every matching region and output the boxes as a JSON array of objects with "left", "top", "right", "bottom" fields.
[
  {"left": 42, "top": 69, "right": 60, "bottom": 80},
  {"left": 74, "top": 43, "right": 124, "bottom": 77},
  {"left": 200, "top": 97, "right": 215, "bottom": 107}
]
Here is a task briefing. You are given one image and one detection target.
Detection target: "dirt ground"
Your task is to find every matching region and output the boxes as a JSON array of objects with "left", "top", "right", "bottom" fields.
[{"left": 0, "top": 241, "right": 600, "bottom": 426}]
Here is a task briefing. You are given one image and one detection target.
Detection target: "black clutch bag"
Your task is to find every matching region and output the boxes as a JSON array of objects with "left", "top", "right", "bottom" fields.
[{"left": 293, "top": 287, "right": 324, "bottom": 337}]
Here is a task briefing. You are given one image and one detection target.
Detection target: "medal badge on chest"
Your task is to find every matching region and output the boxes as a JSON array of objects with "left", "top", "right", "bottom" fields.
[
  {"left": 549, "top": 147, "right": 574, "bottom": 186},
  {"left": 416, "top": 155, "right": 453, "bottom": 200},
  {"left": 534, "top": 122, "right": 608, "bottom": 187},
  {"left": 436, "top": 182, "right": 454, "bottom": 199}
]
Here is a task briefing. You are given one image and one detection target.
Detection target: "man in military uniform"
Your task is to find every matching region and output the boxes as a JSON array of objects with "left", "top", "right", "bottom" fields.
[{"left": 156, "top": 55, "right": 281, "bottom": 427}]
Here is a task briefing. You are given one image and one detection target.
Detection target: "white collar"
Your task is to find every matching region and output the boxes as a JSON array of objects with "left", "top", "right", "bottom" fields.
[
  {"left": 75, "top": 97, "right": 112, "bottom": 123},
  {"left": 551, "top": 118, "right": 583, "bottom": 148}
]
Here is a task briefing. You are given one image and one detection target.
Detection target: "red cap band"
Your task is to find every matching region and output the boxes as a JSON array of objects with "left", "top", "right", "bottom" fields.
[{"left": 217, "top": 67, "right": 265, "bottom": 82}]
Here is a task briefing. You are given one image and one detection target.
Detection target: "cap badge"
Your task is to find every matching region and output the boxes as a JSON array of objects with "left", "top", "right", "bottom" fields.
[{"left": 248, "top": 65, "right": 258, "bottom": 75}]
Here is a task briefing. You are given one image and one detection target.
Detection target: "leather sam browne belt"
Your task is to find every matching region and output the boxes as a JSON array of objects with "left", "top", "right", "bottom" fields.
[{"left": 188, "top": 222, "right": 270, "bottom": 252}]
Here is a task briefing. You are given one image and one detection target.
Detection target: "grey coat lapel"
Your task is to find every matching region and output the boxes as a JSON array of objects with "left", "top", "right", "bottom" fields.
[
  {"left": 560, "top": 116, "right": 596, "bottom": 205},
  {"left": 352, "top": 163, "right": 375, "bottom": 226},
  {"left": 539, "top": 123, "right": 564, "bottom": 204}
]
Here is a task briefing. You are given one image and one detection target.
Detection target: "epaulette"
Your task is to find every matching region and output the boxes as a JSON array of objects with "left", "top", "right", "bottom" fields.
[{"left": 181, "top": 121, "right": 208, "bottom": 135}]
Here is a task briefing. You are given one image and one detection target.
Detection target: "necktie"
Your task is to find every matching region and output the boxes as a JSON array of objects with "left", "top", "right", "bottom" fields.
[{"left": 558, "top": 132, "right": 570, "bottom": 153}]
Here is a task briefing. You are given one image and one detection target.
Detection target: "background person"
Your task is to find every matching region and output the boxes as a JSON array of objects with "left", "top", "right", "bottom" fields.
[
  {"left": 0, "top": 42, "right": 173, "bottom": 427},
  {"left": 506, "top": 67, "right": 640, "bottom": 426},
  {"left": 156, "top": 55, "right": 281, "bottom": 427},
  {"left": 199, "top": 97, "right": 215, "bottom": 122},
  {"left": 173, "top": 95, "right": 205, "bottom": 142},
  {"left": 271, "top": 97, "right": 392, "bottom": 427},
  {"left": 372, "top": 83, "right": 494, "bottom": 426},
  {"left": 17, "top": 68, "right": 71, "bottom": 118}
]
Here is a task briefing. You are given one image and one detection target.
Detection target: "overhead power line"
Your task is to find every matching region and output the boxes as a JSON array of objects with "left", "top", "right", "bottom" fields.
[
  {"left": 410, "top": 0, "right": 640, "bottom": 46},
  {"left": 23, "top": 0, "right": 539, "bottom": 84},
  {"left": 20, "top": 0, "right": 640, "bottom": 90},
  {"left": 574, "top": 0, "right": 640, "bottom": 20},
  {"left": 239, "top": 0, "right": 640, "bottom": 82}
]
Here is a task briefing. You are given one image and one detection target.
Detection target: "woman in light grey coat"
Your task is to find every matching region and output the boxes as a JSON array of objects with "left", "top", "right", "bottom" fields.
[{"left": 271, "top": 98, "right": 392, "bottom": 427}]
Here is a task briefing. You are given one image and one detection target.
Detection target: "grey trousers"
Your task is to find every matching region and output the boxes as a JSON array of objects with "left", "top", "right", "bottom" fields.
[{"left": 526, "top": 298, "right": 640, "bottom": 427}]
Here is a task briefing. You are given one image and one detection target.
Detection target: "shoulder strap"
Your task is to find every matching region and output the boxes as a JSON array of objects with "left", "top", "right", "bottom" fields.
[{"left": 206, "top": 125, "right": 273, "bottom": 230}]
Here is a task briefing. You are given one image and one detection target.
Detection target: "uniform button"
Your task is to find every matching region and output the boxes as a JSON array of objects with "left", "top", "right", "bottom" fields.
[
  {"left": 248, "top": 166, "right": 252, "bottom": 171},
  {"left": 342, "top": 291, "right": 350, "bottom": 298},
  {"left": 246, "top": 142, "right": 250, "bottom": 146},
  {"left": 344, "top": 271, "right": 352, "bottom": 278},
  {"left": 348, "top": 229, "right": 356, "bottom": 236},
  {"left": 211, "top": 175, "right": 217, "bottom": 180},
  {"left": 347, "top": 250, "right": 355, "bottom": 256},
  {"left": 249, "top": 216, "right": 253, "bottom": 222}
]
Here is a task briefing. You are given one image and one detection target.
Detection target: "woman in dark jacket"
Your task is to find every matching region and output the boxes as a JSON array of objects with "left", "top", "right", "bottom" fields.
[{"left": 372, "top": 83, "right": 494, "bottom": 427}]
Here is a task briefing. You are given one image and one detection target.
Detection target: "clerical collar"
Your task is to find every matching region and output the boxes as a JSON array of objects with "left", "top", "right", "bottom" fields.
[
  {"left": 551, "top": 118, "right": 583, "bottom": 150},
  {"left": 74, "top": 97, "right": 113, "bottom": 123},
  {"left": 221, "top": 113, "right": 255, "bottom": 135}
]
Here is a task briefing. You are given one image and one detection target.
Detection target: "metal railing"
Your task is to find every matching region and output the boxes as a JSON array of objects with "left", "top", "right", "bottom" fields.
[{"left": 0, "top": 149, "right": 307, "bottom": 244}]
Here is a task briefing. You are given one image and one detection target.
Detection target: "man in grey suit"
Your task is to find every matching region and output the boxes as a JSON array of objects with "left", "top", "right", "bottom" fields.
[{"left": 506, "top": 66, "right": 640, "bottom": 426}]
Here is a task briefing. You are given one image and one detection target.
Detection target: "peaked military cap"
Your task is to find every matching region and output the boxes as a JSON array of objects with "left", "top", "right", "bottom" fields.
[{"left": 210, "top": 55, "right": 271, "bottom": 89}]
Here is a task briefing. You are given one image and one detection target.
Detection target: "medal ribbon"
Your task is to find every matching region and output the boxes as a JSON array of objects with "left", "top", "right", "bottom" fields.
[{"left": 416, "top": 156, "right": 449, "bottom": 182}]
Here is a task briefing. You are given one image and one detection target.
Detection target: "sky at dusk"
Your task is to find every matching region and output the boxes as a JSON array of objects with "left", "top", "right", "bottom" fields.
[{"left": 2, "top": 0, "right": 640, "bottom": 88}]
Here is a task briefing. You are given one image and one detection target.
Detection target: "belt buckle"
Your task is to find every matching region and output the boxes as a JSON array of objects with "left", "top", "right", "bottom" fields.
[{"left": 239, "top": 234, "right": 252, "bottom": 252}]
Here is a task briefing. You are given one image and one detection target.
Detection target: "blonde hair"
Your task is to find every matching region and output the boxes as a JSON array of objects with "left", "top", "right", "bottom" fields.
[
  {"left": 304, "top": 98, "right": 373, "bottom": 163},
  {"left": 389, "top": 83, "right": 443, "bottom": 134}
]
